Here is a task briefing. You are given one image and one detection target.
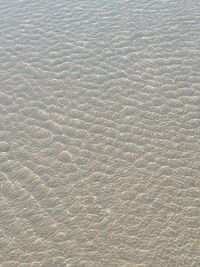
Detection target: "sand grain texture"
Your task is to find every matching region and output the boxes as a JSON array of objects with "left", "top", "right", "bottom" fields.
[{"left": 0, "top": 0, "right": 200, "bottom": 266}]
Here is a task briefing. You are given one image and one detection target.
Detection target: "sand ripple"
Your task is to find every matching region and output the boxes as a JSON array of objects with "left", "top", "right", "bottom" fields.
[{"left": 0, "top": 0, "right": 200, "bottom": 266}]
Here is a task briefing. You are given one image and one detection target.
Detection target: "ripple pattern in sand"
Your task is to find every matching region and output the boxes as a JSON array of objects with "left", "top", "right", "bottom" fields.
[{"left": 0, "top": 0, "right": 200, "bottom": 266}]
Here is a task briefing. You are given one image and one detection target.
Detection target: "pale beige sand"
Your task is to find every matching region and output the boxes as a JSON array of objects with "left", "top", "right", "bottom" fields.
[{"left": 0, "top": 0, "right": 200, "bottom": 266}]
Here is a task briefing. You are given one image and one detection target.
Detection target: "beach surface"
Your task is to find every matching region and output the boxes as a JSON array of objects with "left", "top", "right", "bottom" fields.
[{"left": 0, "top": 0, "right": 200, "bottom": 266}]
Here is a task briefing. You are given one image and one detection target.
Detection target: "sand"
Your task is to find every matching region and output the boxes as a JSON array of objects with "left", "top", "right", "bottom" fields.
[{"left": 0, "top": 0, "right": 200, "bottom": 266}]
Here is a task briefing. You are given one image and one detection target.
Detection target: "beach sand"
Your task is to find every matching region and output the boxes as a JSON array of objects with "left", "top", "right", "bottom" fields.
[{"left": 0, "top": 0, "right": 200, "bottom": 266}]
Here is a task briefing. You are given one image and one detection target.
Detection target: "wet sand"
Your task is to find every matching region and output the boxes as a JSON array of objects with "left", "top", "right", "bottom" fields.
[{"left": 0, "top": 0, "right": 200, "bottom": 266}]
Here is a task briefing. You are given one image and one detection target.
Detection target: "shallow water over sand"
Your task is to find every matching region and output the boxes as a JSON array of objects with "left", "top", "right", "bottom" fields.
[{"left": 0, "top": 0, "right": 200, "bottom": 266}]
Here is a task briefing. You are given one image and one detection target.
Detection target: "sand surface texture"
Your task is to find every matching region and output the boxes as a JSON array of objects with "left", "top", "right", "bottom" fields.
[{"left": 0, "top": 0, "right": 200, "bottom": 266}]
